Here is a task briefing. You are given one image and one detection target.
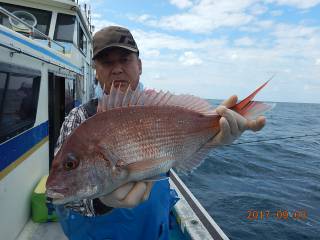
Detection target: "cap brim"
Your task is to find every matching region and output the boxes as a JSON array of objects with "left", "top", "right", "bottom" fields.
[{"left": 93, "top": 44, "right": 138, "bottom": 60}]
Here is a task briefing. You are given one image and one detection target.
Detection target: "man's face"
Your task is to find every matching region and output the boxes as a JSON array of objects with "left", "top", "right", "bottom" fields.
[{"left": 94, "top": 48, "right": 142, "bottom": 94}]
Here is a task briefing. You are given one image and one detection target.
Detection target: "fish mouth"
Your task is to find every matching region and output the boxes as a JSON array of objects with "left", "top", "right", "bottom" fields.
[
  {"left": 46, "top": 191, "right": 76, "bottom": 205},
  {"left": 46, "top": 186, "right": 74, "bottom": 204},
  {"left": 46, "top": 186, "right": 101, "bottom": 205},
  {"left": 46, "top": 190, "right": 64, "bottom": 199},
  {"left": 46, "top": 189, "right": 68, "bottom": 204}
]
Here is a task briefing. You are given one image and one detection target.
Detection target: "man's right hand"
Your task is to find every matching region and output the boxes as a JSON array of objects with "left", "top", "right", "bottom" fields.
[
  {"left": 99, "top": 182, "right": 154, "bottom": 208},
  {"left": 211, "top": 95, "right": 266, "bottom": 145}
]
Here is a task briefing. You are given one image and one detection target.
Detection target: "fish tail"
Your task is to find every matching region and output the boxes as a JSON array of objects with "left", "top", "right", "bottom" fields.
[{"left": 231, "top": 80, "right": 275, "bottom": 120}]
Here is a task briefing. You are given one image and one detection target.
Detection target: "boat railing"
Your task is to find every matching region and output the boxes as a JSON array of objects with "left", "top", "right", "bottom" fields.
[
  {"left": 170, "top": 169, "right": 230, "bottom": 240},
  {"left": 0, "top": 6, "right": 65, "bottom": 54}
]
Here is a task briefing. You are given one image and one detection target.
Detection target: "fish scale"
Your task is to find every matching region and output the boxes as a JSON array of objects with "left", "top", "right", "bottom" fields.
[{"left": 103, "top": 106, "right": 213, "bottom": 164}]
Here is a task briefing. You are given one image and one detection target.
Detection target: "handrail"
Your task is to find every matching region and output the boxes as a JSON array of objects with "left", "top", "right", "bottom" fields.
[{"left": 0, "top": 6, "right": 65, "bottom": 53}]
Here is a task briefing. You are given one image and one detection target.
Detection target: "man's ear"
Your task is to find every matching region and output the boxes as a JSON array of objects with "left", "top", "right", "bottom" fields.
[{"left": 138, "top": 58, "right": 142, "bottom": 75}]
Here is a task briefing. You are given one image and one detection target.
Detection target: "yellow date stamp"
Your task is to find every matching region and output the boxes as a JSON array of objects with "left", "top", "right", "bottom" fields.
[{"left": 246, "top": 209, "right": 308, "bottom": 221}]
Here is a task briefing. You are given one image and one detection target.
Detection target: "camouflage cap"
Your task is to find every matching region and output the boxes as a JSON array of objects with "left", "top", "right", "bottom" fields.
[{"left": 92, "top": 26, "right": 139, "bottom": 59}]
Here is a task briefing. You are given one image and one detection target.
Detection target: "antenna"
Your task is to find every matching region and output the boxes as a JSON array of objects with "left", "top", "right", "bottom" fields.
[{"left": 88, "top": 5, "right": 91, "bottom": 24}]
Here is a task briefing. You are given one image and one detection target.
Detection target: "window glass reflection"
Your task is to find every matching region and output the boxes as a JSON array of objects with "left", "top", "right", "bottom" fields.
[
  {"left": 54, "top": 13, "right": 75, "bottom": 43},
  {"left": 0, "top": 2, "right": 52, "bottom": 37},
  {"left": 0, "top": 66, "right": 40, "bottom": 143}
]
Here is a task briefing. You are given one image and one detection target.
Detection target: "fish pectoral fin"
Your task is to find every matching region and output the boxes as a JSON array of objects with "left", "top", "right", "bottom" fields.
[
  {"left": 175, "top": 146, "right": 211, "bottom": 175},
  {"left": 97, "top": 144, "right": 121, "bottom": 167},
  {"left": 126, "top": 158, "right": 168, "bottom": 173},
  {"left": 144, "top": 175, "right": 169, "bottom": 182}
]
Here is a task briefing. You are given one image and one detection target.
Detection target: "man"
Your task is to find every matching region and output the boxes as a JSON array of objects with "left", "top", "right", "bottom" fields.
[{"left": 55, "top": 26, "right": 266, "bottom": 240}]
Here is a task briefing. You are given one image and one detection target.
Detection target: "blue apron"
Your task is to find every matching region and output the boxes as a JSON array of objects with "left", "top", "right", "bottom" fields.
[{"left": 55, "top": 180, "right": 179, "bottom": 240}]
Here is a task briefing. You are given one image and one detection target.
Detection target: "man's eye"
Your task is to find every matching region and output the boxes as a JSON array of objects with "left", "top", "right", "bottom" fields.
[
  {"left": 120, "top": 57, "right": 130, "bottom": 64},
  {"left": 101, "top": 60, "right": 112, "bottom": 65}
]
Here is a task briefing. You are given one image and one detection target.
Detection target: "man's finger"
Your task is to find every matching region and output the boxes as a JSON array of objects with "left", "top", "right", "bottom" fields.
[
  {"left": 246, "top": 116, "right": 266, "bottom": 132},
  {"left": 112, "top": 182, "right": 134, "bottom": 200},
  {"left": 220, "top": 95, "right": 238, "bottom": 108},
  {"left": 220, "top": 109, "right": 239, "bottom": 136},
  {"left": 215, "top": 106, "right": 227, "bottom": 116},
  {"left": 142, "top": 182, "right": 154, "bottom": 202},
  {"left": 122, "top": 182, "right": 147, "bottom": 208},
  {"left": 219, "top": 117, "right": 231, "bottom": 139}
]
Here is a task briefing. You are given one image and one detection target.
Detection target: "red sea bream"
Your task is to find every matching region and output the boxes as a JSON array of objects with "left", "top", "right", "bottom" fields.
[{"left": 46, "top": 82, "right": 272, "bottom": 204}]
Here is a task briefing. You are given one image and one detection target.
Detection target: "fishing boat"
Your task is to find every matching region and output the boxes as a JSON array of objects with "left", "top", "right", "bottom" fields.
[{"left": 0, "top": 0, "right": 229, "bottom": 239}]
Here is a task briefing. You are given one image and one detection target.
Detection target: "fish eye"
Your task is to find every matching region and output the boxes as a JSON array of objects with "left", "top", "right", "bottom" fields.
[{"left": 63, "top": 153, "right": 79, "bottom": 171}]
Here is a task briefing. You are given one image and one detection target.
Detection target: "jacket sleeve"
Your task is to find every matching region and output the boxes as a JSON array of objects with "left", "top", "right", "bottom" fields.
[{"left": 54, "top": 106, "right": 87, "bottom": 155}]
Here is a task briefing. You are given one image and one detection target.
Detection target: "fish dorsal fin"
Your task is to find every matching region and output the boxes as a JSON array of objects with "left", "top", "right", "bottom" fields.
[
  {"left": 231, "top": 80, "right": 269, "bottom": 114},
  {"left": 98, "top": 84, "right": 216, "bottom": 115},
  {"left": 230, "top": 80, "right": 275, "bottom": 120}
]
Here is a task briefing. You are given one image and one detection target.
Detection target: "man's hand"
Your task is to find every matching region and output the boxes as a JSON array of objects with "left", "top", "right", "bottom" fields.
[
  {"left": 211, "top": 95, "right": 266, "bottom": 145},
  {"left": 99, "top": 181, "right": 154, "bottom": 208}
]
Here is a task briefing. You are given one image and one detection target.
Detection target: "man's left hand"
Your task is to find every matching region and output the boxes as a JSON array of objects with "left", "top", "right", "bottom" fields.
[{"left": 99, "top": 181, "right": 154, "bottom": 209}]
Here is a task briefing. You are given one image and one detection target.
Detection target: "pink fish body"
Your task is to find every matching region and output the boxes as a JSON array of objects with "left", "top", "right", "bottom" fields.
[{"left": 46, "top": 83, "right": 272, "bottom": 204}]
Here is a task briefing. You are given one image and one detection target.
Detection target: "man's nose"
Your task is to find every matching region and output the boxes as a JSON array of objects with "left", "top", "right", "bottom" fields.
[{"left": 111, "top": 61, "right": 124, "bottom": 75}]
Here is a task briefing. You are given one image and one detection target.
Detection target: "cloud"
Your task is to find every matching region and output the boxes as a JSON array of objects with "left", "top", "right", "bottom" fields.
[
  {"left": 144, "top": 49, "right": 161, "bottom": 58},
  {"left": 134, "top": 19, "right": 320, "bottom": 101},
  {"left": 268, "top": 0, "right": 320, "bottom": 9},
  {"left": 78, "top": 0, "right": 92, "bottom": 4},
  {"left": 91, "top": 12, "right": 120, "bottom": 33},
  {"left": 239, "top": 19, "right": 274, "bottom": 32},
  {"left": 255, "top": 20, "right": 274, "bottom": 28},
  {"left": 132, "top": 0, "right": 319, "bottom": 34},
  {"left": 272, "top": 23, "right": 319, "bottom": 39},
  {"left": 132, "top": 29, "right": 227, "bottom": 52},
  {"left": 304, "top": 84, "right": 320, "bottom": 91},
  {"left": 88, "top": 0, "right": 320, "bottom": 102},
  {"left": 92, "top": 19, "right": 119, "bottom": 33},
  {"left": 92, "top": 13, "right": 102, "bottom": 18},
  {"left": 249, "top": 3, "right": 268, "bottom": 15},
  {"left": 179, "top": 51, "right": 203, "bottom": 65},
  {"left": 169, "top": 0, "right": 193, "bottom": 9},
  {"left": 230, "top": 53, "right": 239, "bottom": 60},
  {"left": 134, "top": 14, "right": 152, "bottom": 23},
  {"left": 139, "top": 0, "right": 257, "bottom": 33},
  {"left": 234, "top": 37, "right": 255, "bottom": 46},
  {"left": 270, "top": 10, "right": 283, "bottom": 16}
]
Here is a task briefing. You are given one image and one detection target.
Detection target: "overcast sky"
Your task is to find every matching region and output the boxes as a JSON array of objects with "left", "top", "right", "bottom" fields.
[{"left": 81, "top": 0, "right": 320, "bottom": 103}]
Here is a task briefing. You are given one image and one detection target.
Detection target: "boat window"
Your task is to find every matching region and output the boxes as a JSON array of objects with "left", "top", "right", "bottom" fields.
[
  {"left": 0, "top": 64, "right": 41, "bottom": 143},
  {"left": 54, "top": 13, "right": 76, "bottom": 43},
  {"left": 65, "top": 78, "right": 75, "bottom": 115},
  {"left": 78, "top": 24, "right": 87, "bottom": 55},
  {"left": 0, "top": 2, "right": 52, "bottom": 38}
]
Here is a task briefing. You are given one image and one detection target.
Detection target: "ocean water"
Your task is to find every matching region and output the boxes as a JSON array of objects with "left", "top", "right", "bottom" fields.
[{"left": 179, "top": 102, "right": 320, "bottom": 240}]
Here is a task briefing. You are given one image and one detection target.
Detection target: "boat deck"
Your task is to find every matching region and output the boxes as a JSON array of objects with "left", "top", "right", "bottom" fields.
[{"left": 16, "top": 220, "right": 67, "bottom": 240}]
